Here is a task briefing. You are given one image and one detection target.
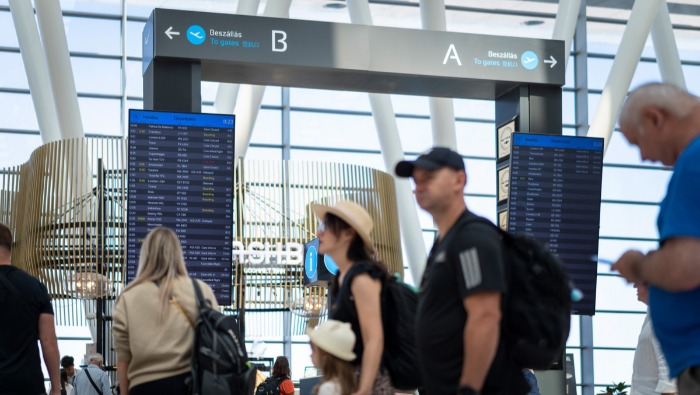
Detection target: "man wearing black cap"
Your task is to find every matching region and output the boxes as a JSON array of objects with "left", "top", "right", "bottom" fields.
[{"left": 396, "top": 147, "right": 527, "bottom": 395}]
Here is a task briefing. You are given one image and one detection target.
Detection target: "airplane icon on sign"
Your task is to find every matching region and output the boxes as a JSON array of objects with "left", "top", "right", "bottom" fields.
[
  {"left": 186, "top": 25, "right": 206, "bottom": 45},
  {"left": 520, "top": 51, "right": 539, "bottom": 70}
]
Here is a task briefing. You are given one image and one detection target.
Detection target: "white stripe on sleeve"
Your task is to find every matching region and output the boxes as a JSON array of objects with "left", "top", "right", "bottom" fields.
[{"left": 459, "top": 247, "right": 482, "bottom": 289}]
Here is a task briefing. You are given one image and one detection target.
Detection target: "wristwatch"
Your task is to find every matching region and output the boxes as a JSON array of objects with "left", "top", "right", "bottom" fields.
[{"left": 458, "top": 386, "right": 480, "bottom": 395}]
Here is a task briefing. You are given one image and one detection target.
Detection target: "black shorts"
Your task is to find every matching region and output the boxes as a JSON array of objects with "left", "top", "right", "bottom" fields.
[{"left": 130, "top": 372, "right": 189, "bottom": 395}]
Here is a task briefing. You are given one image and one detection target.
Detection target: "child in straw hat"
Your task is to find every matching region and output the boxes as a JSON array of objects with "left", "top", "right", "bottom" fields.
[{"left": 308, "top": 320, "right": 358, "bottom": 395}]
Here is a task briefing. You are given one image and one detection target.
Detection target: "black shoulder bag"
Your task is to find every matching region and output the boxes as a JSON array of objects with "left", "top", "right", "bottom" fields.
[{"left": 84, "top": 369, "right": 104, "bottom": 395}]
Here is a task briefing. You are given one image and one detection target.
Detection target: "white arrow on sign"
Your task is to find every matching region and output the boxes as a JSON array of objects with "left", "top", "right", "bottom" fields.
[
  {"left": 165, "top": 26, "right": 180, "bottom": 40},
  {"left": 543, "top": 55, "right": 557, "bottom": 69}
]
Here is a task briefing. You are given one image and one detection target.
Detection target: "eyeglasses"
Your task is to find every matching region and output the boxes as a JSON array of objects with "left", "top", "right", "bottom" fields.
[{"left": 317, "top": 221, "right": 326, "bottom": 232}]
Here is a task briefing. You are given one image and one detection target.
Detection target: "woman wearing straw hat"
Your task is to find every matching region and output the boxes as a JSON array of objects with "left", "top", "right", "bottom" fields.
[
  {"left": 308, "top": 320, "right": 358, "bottom": 395},
  {"left": 312, "top": 200, "right": 394, "bottom": 395}
]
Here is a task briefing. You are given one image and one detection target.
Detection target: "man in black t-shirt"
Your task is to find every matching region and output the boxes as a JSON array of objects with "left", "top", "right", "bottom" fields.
[
  {"left": 0, "top": 223, "right": 61, "bottom": 395},
  {"left": 396, "top": 147, "right": 528, "bottom": 395}
]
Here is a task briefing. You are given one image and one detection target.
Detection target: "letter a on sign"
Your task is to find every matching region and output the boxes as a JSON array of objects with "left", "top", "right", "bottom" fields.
[
  {"left": 272, "top": 30, "right": 287, "bottom": 52},
  {"left": 443, "top": 44, "right": 462, "bottom": 65}
]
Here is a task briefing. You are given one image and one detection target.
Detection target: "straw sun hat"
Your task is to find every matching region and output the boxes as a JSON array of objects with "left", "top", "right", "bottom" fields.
[
  {"left": 311, "top": 200, "right": 375, "bottom": 253},
  {"left": 307, "top": 320, "right": 357, "bottom": 361}
]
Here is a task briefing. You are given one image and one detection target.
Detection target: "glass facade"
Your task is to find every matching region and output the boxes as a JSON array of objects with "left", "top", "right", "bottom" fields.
[{"left": 1, "top": 1, "right": 697, "bottom": 393}]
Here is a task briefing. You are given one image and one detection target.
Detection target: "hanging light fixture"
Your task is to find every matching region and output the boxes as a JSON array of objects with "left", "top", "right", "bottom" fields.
[
  {"left": 290, "top": 294, "right": 328, "bottom": 318},
  {"left": 68, "top": 269, "right": 111, "bottom": 299}
]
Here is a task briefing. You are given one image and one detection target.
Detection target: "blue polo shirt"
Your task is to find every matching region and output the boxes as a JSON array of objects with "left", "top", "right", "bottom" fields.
[{"left": 651, "top": 134, "right": 700, "bottom": 378}]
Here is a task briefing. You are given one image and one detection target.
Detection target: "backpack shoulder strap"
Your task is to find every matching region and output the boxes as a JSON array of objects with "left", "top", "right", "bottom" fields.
[
  {"left": 340, "top": 261, "right": 390, "bottom": 299},
  {"left": 458, "top": 212, "right": 510, "bottom": 240},
  {"left": 455, "top": 213, "right": 515, "bottom": 285},
  {"left": 458, "top": 211, "right": 495, "bottom": 229},
  {"left": 345, "top": 261, "right": 374, "bottom": 279},
  {"left": 191, "top": 278, "right": 209, "bottom": 312}
]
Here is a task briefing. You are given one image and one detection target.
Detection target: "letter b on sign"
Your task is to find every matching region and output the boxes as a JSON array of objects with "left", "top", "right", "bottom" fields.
[{"left": 272, "top": 30, "right": 287, "bottom": 52}]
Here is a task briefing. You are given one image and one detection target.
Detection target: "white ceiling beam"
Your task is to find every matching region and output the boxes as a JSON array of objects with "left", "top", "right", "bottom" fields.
[
  {"left": 420, "top": 0, "right": 457, "bottom": 150},
  {"left": 34, "top": 0, "right": 84, "bottom": 140},
  {"left": 552, "top": 0, "right": 581, "bottom": 70},
  {"left": 587, "top": 0, "right": 663, "bottom": 152},
  {"left": 233, "top": 0, "right": 291, "bottom": 160},
  {"left": 8, "top": 0, "right": 61, "bottom": 143},
  {"left": 651, "top": 0, "right": 686, "bottom": 89}
]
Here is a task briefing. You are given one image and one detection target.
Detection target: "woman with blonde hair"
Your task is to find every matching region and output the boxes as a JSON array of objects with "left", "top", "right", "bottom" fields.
[
  {"left": 113, "top": 227, "right": 218, "bottom": 395},
  {"left": 312, "top": 200, "right": 394, "bottom": 394}
]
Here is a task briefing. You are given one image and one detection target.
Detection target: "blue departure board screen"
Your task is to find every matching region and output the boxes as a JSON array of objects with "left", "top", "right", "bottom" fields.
[
  {"left": 127, "top": 110, "right": 234, "bottom": 305},
  {"left": 508, "top": 133, "right": 603, "bottom": 315}
]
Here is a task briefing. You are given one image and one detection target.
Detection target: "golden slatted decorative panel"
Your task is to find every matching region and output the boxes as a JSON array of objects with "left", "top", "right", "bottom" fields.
[
  {"left": 0, "top": 166, "right": 20, "bottom": 232},
  {"left": 2, "top": 138, "right": 127, "bottom": 325},
  {"left": 1, "top": 139, "right": 403, "bottom": 330}
]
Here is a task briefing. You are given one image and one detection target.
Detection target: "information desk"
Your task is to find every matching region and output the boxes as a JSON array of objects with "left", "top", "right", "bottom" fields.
[
  {"left": 127, "top": 110, "right": 235, "bottom": 304},
  {"left": 508, "top": 133, "right": 603, "bottom": 315}
]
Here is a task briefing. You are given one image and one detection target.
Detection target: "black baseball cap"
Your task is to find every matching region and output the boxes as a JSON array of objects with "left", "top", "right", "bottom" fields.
[{"left": 395, "top": 147, "right": 465, "bottom": 178}]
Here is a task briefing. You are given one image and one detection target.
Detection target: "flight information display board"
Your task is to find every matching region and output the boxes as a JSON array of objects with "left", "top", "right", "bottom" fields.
[
  {"left": 508, "top": 133, "right": 603, "bottom": 315},
  {"left": 127, "top": 110, "right": 234, "bottom": 304}
]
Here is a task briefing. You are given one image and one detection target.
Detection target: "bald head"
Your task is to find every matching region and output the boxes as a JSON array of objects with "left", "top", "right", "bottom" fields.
[
  {"left": 618, "top": 83, "right": 700, "bottom": 166},
  {"left": 620, "top": 83, "right": 698, "bottom": 131}
]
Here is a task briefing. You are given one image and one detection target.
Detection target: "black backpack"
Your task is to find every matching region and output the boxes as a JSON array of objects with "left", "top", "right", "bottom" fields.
[
  {"left": 190, "top": 279, "right": 257, "bottom": 395},
  {"left": 380, "top": 274, "right": 423, "bottom": 391},
  {"left": 466, "top": 218, "right": 572, "bottom": 370},
  {"left": 339, "top": 263, "right": 423, "bottom": 391},
  {"left": 256, "top": 377, "right": 282, "bottom": 395}
]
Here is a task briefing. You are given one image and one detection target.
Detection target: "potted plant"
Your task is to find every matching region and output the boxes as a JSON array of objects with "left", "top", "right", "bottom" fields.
[{"left": 598, "top": 382, "right": 630, "bottom": 395}]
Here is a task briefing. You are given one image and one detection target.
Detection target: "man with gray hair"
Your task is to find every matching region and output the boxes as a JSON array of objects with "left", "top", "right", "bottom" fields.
[
  {"left": 612, "top": 82, "right": 700, "bottom": 394},
  {"left": 73, "top": 353, "right": 111, "bottom": 395}
]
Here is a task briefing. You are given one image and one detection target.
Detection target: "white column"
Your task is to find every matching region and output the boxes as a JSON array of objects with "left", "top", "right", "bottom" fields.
[
  {"left": 552, "top": 0, "right": 581, "bottom": 69},
  {"left": 419, "top": 0, "right": 457, "bottom": 149},
  {"left": 427, "top": 98, "right": 457, "bottom": 149},
  {"left": 651, "top": 1, "right": 686, "bottom": 89},
  {"left": 348, "top": 0, "right": 427, "bottom": 282},
  {"left": 34, "top": 0, "right": 84, "bottom": 139},
  {"left": 233, "top": 0, "right": 291, "bottom": 159},
  {"left": 587, "top": 0, "right": 662, "bottom": 152},
  {"left": 214, "top": 0, "right": 261, "bottom": 114},
  {"left": 8, "top": 0, "right": 60, "bottom": 143},
  {"left": 233, "top": 84, "right": 266, "bottom": 159},
  {"left": 419, "top": 0, "right": 446, "bottom": 30}
]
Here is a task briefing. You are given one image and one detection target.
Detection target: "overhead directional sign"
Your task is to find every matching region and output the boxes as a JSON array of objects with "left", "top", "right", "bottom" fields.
[{"left": 144, "top": 8, "right": 565, "bottom": 99}]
